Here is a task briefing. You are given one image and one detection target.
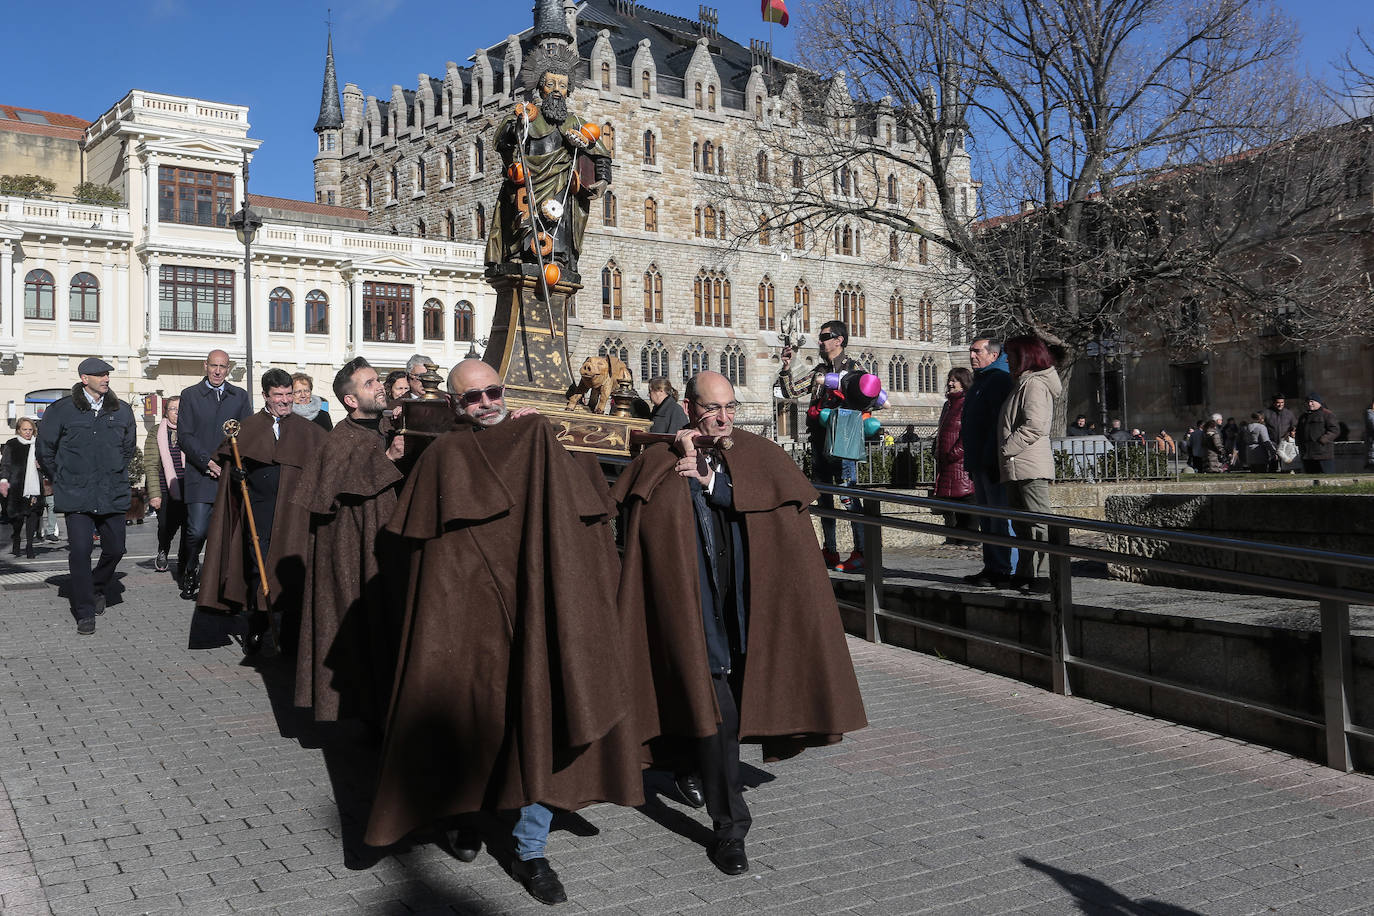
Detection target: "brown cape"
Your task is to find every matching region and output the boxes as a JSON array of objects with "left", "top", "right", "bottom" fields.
[
  {"left": 197, "top": 412, "right": 329, "bottom": 617},
  {"left": 362, "top": 416, "right": 655, "bottom": 848},
  {"left": 612, "top": 428, "right": 868, "bottom": 761},
  {"left": 291, "top": 418, "right": 405, "bottom": 724}
]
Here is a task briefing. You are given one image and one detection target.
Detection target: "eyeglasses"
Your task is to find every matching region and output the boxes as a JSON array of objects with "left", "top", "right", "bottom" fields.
[
  {"left": 695, "top": 401, "right": 740, "bottom": 416},
  {"left": 455, "top": 384, "right": 504, "bottom": 407},
  {"left": 817, "top": 332, "right": 839, "bottom": 342}
]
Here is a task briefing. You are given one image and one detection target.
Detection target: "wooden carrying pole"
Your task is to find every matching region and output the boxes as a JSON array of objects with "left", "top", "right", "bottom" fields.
[
  {"left": 222, "top": 420, "right": 270, "bottom": 598},
  {"left": 629, "top": 432, "right": 732, "bottom": 450}
]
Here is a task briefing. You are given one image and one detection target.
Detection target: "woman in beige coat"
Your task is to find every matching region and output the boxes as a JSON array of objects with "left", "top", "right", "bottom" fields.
[{"left": 998, "top": 335, "right": 1062, "bottom": 594}]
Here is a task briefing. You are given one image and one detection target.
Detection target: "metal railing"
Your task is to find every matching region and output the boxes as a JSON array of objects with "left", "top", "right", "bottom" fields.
[{"left": 812, "top": 485, "right": 1374, "bottom": 772}]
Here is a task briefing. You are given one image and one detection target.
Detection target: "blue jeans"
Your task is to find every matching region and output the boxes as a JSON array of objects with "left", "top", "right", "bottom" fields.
[
  {"left": 813, "top": 454, "right": 865, "bottom": 554},
  {"left": 970, "top": 468, "right": 1016, "bottom": 577},
  {"left": 512, "top": 803, "right": 553, "bottom": 861},
  {"left": 184, "top": 501, "right": 215, "bottom": 566}
]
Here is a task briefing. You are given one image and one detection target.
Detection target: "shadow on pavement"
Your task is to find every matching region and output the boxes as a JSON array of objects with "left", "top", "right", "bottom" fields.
[
  {"left": 1020, "top": 857, "right": 1203, "bottom": 915},
  {"left": 635, "top": 764, "right": 775, "bottom": 850}
]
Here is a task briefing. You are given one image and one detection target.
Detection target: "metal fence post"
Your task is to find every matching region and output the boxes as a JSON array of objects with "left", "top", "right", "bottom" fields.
[
  {"left": 863, "top": 496, "right": 883, "bottom": 645},
  {"left": 1048, "top": 524, "right": 1073, "bottom": 696},
  {"left": 1319, "top": 567, "right": 1353, "bottom": 772}
]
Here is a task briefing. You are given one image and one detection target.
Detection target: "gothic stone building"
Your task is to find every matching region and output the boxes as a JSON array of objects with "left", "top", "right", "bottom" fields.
[{"left": 315, "top": 0, "right": 977, "bottom": 433}]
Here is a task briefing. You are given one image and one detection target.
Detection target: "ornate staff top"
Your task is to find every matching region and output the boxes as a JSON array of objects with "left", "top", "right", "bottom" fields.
[{"left": 223, "top": 419, "right": 242, "bottom": 437}]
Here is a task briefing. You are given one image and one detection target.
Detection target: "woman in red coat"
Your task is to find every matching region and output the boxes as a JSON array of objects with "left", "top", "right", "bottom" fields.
[{"left": 935, "top": 367, "right": 976, "bottom": 542}]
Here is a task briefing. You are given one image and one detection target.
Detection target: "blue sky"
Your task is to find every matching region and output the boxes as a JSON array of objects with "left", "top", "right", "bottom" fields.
[{"left": 1, "top": 1, "right": 1367, "bottom": 201}]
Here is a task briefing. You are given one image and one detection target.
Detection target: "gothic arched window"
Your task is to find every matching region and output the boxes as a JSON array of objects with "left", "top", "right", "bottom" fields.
[
  {"left": 643, "top": 265, "right": 663, "bottom": 322},
  {"left": 601, "top": 260, "right": 622, "bottom": 320},
  {"left": 720, "top": 343, "right": 745, "bottom": 386}
]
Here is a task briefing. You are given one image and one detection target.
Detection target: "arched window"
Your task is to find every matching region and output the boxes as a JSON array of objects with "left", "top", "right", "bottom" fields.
[
  {"left": 890, "top": 293, "right": 905, "bottom": 340},
  {"left": 268, "top": 287, "right": 293, "bottom": 332},
  {"left": 889, "top": 356, "right": 911, "bottom": 393},
  {"left": 641, "top": 70, "right": 651, "bottom": 98},
  {"left": 918, "top": 237, "right": 929, "bottom": 265},
  {"left": 644, "top": 197, "right": 658, "bottom": 232},
  {"left": 446, "top": 210, "right": 456, "bottom": 240},
  {"left": 757, "top": 277, "right": 775, "bottom": 330},
  {"left": 917, "top": 180, "right": 928, "bottom": 208},
  {"left": 694, "top": 269, "right": 730, "bottom": 327},
  {"left": 889, "top": 232, "right": 899, "bottom": 262},
  {"left": 702, "top": 141, "right": 715, "bottom": 173},
  {"left": 720, "top": 343, "right": 745, "bottom": 386},
  {"left": 758, "top": 212, "right": 771, "bottom": 247},
  {"left": 643, "top": 264, "right": 663, "bottom": 322},
  {"left": 859, "top": 350, "right": 880, "bottom": 376},
  {"left": 603, "top": 190, "right": 617, "bottom": 227},
  {"left": 444, "top": 148, "right": 454, "bottom": 182},
  {"left": 842, "top": 226, "right": 853, "bottom": 256},
  {"left": 887, "top": 173, "right": 898, "bottom": 204},
  {"left": 601, "top": 61, "right": 611, "bottom": 90},
  {"left": 417, "top": 218, "right": 426, "bottom": 238},
  {"left": 793, "top": 223, "right": 805, "bottom": 250},
  {"left": 792, "top": 156, "right": 803, "bottom": 189},
  {"left": 694, "top": 206, "right": 703, "bottom": 237},
  {"left": 835, "top": 283, "right": 866, "bottom": 337},
  {"left": 602, "top": 123, "right": 615, "bottom": 155},
  {"left": 69, "top": 272, "right": 99, "bottom": 322},
  {"left": 756, "top": 150, "right": 769, "bottom": 183},
  {"left": 454, "top": 300, "right": 474, "bottom": 341},
  {"left": 417, "top": 157, "right": 427, "bottom": 191},
  {"left": 695, "top": 82, "right": 703, "bottom": 108},
  {"left": 641, "top": 339, "right": 669, "bottom": 382},
  {"left": 717, "top": 144, "right": 726, "bottom": 176},
  {"left": 422, "top": 298, "right": 444, "bottom": 340},
  {"left": 918, "top": 355, "right": 938, "bottom": 393},
  {"left": 854, "top": 228, "right": 861, "bottom": 257},
  {"left": 919, "top": 297, "right": 935, "bottom": 342},
  {"left": 707, "top": 85, "right": 716, "bottom": 112},
  {"left": 389, "top": 164, "right": 398, "bottom": 200},
  {"left": 795, "top": 281, "right": 811, "bottom": 332},
  {"left": 305, "top": 289, "right": 329, "bottom": 334},
  {"left": 471, "top": 137, "right": 484, "bottom": 173},
  {"left": 704, "top": 205, "right": 717, "bottom": 238},
  {"left": 598, "top": 336, "right": 629, "bottom": 364},
  {"left": 693, "top": 141, "right": 701, "bottom": 172},
  {"left": 643, "top": 130, "right": 656, "bottom": 165},
  {"left": 475, "top": 203, "right": 486, "bottom": 238},
  {"left": 601, "top": 260, "right": 622, "bottom": 320},
  {"left": 682, "top": 341, "right": 708, "bottom": 384},
  {"left": 364, "top": 175, "right": 373, "bottom": 207}
]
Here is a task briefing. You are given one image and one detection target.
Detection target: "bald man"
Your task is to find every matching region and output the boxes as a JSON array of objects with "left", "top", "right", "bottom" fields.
[{"left": 178, "top": 349, "right": 251, "bottom": 600}]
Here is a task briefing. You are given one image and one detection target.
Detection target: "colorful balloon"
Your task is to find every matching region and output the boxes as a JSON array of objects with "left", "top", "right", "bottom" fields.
[
  {"left": 819, "top": 408, "right": 832, "bottom": 425},
  {"left": 859, "top": 373, "right": 882, "bottom": 399},
  {"left": 864, "top": 417, "right": 882, "bottom": 437},
  {"left": 824, "top": 372, "right": 842, "bottom": 389},
  {"left": 875, "top": 390, "right": 889, "bottom": 408}
]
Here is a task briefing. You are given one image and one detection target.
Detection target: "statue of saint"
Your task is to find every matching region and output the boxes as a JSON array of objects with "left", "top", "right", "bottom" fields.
[{"left": 484, "top": 44, "right": 612, "bottom": 281}]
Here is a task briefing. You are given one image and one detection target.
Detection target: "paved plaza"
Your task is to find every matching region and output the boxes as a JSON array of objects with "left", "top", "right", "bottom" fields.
[{"left": 2, "top": 523, "right": 1374, "bottom": 915}]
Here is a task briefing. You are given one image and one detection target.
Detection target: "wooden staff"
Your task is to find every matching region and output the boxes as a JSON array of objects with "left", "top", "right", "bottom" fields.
[
  {"left": 630, "top": 431, "right": 733, "bottom": 451},
  {"left": 222, "top": 420, "right": 269, "bottom": 599}
]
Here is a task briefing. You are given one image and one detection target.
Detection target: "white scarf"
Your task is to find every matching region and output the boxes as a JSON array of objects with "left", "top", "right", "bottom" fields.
[{"left": 20, "top": 437, "right": 39, "bottom": 498}]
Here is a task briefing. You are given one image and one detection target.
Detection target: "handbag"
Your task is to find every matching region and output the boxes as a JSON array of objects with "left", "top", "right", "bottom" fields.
[
  {"left": 825, "top": 407, "right": 867, "bottom": 461},
  {"left": 1276, "top": 437, "right": 1298, "bottom": 463}
]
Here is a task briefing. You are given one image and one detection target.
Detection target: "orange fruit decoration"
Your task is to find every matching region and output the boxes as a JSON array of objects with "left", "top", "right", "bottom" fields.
[
  {"left": 507, "top": 162, "right": 525, "bottom": 183},
  {"left": 579, "top": 122, "right": 602, "bottom": 144},
  {"left": 543, "top": 263, "right": 561, "bottom": 287}
]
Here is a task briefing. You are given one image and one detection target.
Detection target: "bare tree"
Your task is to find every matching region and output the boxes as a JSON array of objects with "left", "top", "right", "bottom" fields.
[{"left": 715, "top": 0, "right": 1372, "bottom": 412}]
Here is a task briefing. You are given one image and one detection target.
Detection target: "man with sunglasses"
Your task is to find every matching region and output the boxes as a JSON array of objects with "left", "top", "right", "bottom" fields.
[
  {"left": 615, "top": 371, "right": 867, "bottom": 878},
  {"left": 778, "top": 320, "right": 868, "bottom": 571},
  {"left": 364, "top": 359, "right": 653, "bottom": 907},
  {"left": 292, "top": 357, "right": 406, "bottom": 729}
]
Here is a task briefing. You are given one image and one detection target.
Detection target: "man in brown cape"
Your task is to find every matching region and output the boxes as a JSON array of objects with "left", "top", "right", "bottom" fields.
[
  {"left": 613, "top": 370, "right": 867, "bottom": 876},
  {"left": 292, "top": 357, "right": 405, "bottom": 726},
  {"left": 195, "top": 368, "right": 329, "bottom": 656},
  {"left": 363, "top": 360, "right": 654, "bottom": 906}
]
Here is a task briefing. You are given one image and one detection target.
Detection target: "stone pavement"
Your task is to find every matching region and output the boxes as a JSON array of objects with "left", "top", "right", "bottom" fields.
[{"left": 2, "top": 523, "right": 1374, "bottom": 915}]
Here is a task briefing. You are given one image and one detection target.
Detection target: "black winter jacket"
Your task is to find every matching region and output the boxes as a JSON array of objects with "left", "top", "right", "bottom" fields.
[{"left": 36, "top": 384, "right": 136, "bottom": 515}]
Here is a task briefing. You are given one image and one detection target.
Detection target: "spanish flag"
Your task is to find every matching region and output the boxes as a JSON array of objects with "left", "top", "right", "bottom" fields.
[{"left": 761, "top": 0, "right": 789, "bottom": 27}]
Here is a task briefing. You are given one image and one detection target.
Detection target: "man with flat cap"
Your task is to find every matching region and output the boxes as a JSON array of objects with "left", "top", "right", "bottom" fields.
[{"left": 36, "top": 357, "right": 137, "bottom": 636}]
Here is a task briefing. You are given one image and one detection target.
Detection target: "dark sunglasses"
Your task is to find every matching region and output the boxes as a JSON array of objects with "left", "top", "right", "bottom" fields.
[
  {"left": 818, "top": 332, "right": 839, "bottom": 342},
  {"left": 455, "top": 384, "right": 504, "bottom": 407}
]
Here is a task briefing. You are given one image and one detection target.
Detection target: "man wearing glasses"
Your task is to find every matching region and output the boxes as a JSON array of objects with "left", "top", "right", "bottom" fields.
[
  {"left": 615, "top": 370, "right": 867, "bottom": 878},
  {"left": 778, "top": 320, "right": 868, "bottom": 571},
  {"left": 404, "top": 353, "right": 434, "bottom": 399},
  {"left": 364, "top": 359, "right": 653, "bottom": 907}
]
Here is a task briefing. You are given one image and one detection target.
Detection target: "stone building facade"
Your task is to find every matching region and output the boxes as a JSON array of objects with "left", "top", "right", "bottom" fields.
[{"left": 316, "top": 0, "right": 977, "bottom": 433}]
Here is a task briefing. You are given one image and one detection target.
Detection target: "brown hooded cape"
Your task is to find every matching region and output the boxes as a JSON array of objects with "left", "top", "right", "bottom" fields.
[
  {"left": 612, "top": 429, "right": 868, "bottom": 761},
  {"left": 291, "top": 418, "right": 405, "bottom": 724},
  {"left": 197, "top": 412, "right": 328, "bottom": 618},
  {"left": 362, "top": 416, "right": 655, "bottom": 848}
]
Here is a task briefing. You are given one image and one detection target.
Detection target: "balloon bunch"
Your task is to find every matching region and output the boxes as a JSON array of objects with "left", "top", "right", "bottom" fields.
[{"left": 809, "top": 371, "right": 889, "bottom": 438}]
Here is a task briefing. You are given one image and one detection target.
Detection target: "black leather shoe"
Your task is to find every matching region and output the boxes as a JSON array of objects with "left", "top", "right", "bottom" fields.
[
  {"left": 93, "top": 594, "right": 106, "bottom": 616},
  {"left": 442, "top": 828, "right": 482, "bottom": 862},
  {"left": 76, "top": 617, "right": 95, "bottom": 636},
  {"left": 179, "top": 566, "right": 199, "bottom": 601},
  {"left": 512, "top": 857, "right": 567, "bottom": 905},
  {"left": 675, "top": 772, "right": 706, "bottom": 808},
  {"left": 710, "top": 838, "right": 748, "bottom": 875}
]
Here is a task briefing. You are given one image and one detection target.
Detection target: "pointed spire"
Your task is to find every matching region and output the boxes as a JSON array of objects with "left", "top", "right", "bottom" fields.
[
  {"left": 531, "top": 0, "right": 573, "bottom": 50},
  {"left": 314, "top": 31, "right": 343, "bottom": 132}
]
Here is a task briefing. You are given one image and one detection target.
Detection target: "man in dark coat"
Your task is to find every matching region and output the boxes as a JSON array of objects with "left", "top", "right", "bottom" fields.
[
  {"left": 363, "top": 360, "right": 654, "bottom": 907},
  {"left": 1261, "top": 394, "right": 1296, "bottom": 472},
  {"left": 961, "top": 337, "right": 1018, "bottom": 586},
  {"left": 614, "top": 370, "right": 868, "bottom": 877},
  {"left": 36, "top": 358, "right": 137, "bottom": 635},
  {"left": 1296, "top": 392, "right": 1341, "bottom": 474},
  {"left": 195, "top": 368, "right": 328, "bottom": 656},
  {"left": 177, "top": 349, "right": 250, "bottom": 599},
  {"left": 292, "top": 357, "right": 405, "bottom": 726}
]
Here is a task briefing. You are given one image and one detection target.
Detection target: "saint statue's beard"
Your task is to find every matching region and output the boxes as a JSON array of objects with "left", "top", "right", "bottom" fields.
[{"left": 540, "top": 92, "right": 568, "bottom": 125}]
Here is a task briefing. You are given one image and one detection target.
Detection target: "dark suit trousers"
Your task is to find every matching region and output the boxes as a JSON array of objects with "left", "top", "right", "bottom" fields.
[
  {"left": 66, "top": 512, "right": 126, "bottom": 620},
  {"left": 696, "top": 670, "right": 752, "bottom": 842}
]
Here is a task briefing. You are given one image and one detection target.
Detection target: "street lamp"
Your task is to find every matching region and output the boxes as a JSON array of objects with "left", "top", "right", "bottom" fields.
[{"left": 228, "top": 152, "right": 263, "bottom": 410}]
